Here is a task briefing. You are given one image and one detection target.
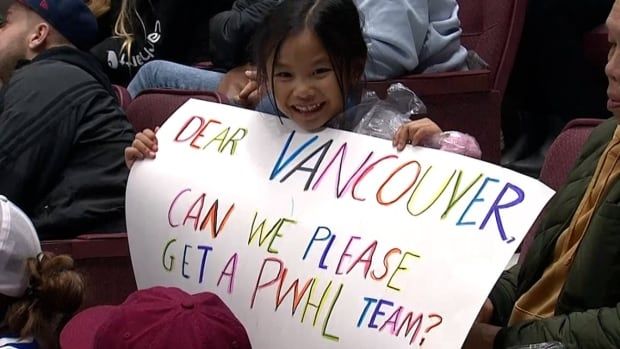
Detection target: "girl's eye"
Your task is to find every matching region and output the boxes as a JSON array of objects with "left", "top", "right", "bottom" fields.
[
  {"left": 609, "top": 43, "right": 617, "bottom": 59},
  {"left": 275, "top": 71, "right": 293, "bottom": 79},
  {"left": 313, "top": 68, "right": 332, "bottom": 76}
]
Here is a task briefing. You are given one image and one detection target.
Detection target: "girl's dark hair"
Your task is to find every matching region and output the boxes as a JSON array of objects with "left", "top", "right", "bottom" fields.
[
  {"left": 252, "top": 0, "right": 367, "bottom": 113},
  {"left": 4, "top": 253, "right": 85, "bottom": 349}
]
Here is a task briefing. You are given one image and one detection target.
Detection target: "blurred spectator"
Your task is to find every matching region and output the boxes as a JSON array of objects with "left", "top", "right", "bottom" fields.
[
  {"left": 0, "top": 0, "right": 134, "bottom": 238},
  {"left": 358, "top": 0, "right": 468, "bottom": 80},
  {"left": 60, "top": 287, "right": 252, "bottom": 349},
  {"left": 209, "top": 0, "right": 280, "bottom": 71},
  {"left": 85, "top": 0, "right": 122, "bottom": 44},
  {"left": 464, "top": 2, "right": 620, "bottom": 347},
  {"left": 127, "top": 0, "right": 470, "bottom": 100},
  {"left": 90, "top": 0, "right": 234, "bottom": 85},
  {"left": 0, "top": 196, "right": 85, "bottom": 349},
  {"left": 502, "top": 0, "right": 614, "bottom": 175},
  {"left": 127, "top": 0, "right": 279, "bottom": 97}
]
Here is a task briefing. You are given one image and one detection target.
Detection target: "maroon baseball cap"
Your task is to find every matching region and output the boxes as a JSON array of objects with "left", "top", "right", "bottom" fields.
[{"left": 60, "top": 287, "right": 252, "bottom": 349}]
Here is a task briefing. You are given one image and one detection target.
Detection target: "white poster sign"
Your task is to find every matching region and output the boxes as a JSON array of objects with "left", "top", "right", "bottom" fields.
[{"left": 126, "top": 99, "right": 554, "bottom": 349}]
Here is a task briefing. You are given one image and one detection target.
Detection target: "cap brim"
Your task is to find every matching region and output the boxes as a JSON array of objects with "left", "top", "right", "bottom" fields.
[{"left": 60, "top": 305, "right": 116, "bottom": 349}]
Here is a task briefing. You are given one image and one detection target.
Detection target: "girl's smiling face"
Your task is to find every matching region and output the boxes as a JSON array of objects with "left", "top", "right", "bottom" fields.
[{"left": 269, "top": 29, "right": 344, "bottom": 131}]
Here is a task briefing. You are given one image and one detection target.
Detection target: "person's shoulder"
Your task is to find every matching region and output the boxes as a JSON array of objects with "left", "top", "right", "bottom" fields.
[
  {"left": 20, "top": 59, "right": 96, "bottom": 83},
  {"left": 568, "top": 118, "right": 619, "bottom": 173},
  {"left": 587, "top": 118, "right": 619, "bottom": 146},
  {"left": 5, "top": 59, "right": 104, "bottom": 104}
]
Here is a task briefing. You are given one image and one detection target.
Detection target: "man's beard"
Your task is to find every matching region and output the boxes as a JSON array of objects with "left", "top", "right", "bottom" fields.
[
  {"left": 0, "top": 63, "right": 17, "bottom": 85},
  {"left": 0, "top": 52, "right": 24, "bottom": 85}
]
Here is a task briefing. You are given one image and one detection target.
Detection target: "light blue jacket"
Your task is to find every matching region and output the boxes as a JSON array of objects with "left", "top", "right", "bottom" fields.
[{"left": 355, "top": 0, "right": 468, "bottom": 80}]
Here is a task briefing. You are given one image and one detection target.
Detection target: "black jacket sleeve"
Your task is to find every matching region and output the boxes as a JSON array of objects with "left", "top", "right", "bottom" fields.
[
  {"left": 209, "top": 0, "right": 280, "bottom": 70},
  {"left": 495, "top": 304, "right": 620, "bottom": 348},
  {"left": 488, "top": 264, "right": 520, "bottom": 326}
]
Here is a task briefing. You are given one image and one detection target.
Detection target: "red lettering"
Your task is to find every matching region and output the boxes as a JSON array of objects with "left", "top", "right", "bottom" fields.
[
  {"left": 168, "top": 188, "right": 191, "bottom": 228},
  {"left": 190, "top": 119, "right": 222, "bottom": 149},
  {"left": 371, "top": 248, "right": 402, "bottom": 281},
  {"left": 351, "top": 155, "right": 398, "bottom": 201},
  {"left": 376, "top": 160, "right": 421, "bottom": 206},
  {"left": 174, "top": 116, "right": 206, "bottom": 142}
]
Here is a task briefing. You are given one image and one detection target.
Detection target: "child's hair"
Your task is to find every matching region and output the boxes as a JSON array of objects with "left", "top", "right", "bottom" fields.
[
  {"left": 114, "top": 0, "right": 139, "bottom": 57},
  {"left": 252, "top": 0, "right": 367, "bottom": 114},
  {"left": 4, "top": 253, "right": 85, "bottom": 349},
  {"left": 86, "top": 0, "right": 111, "bottom": 18}
]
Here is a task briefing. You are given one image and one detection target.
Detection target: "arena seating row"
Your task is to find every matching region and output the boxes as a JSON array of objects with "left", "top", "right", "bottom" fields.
[{"left": 40, "top": 0, "right": 611, "bottom": 308}]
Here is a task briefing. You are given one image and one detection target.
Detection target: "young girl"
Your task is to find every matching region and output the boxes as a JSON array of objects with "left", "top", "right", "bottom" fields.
[
  {"left": 125, "top": 0, "right": 480, "bottom": 168},
  {"left": 0, "top": 196, "right": 85, "bottom": 349}
]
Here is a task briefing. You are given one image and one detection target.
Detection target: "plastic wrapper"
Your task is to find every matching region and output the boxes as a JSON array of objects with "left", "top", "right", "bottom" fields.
[
  {"left": 350, "top": 83, "right": 426, "bottom": 139},
  {"left": 332, "top": 83, "right": 481, "bottom": 159}
]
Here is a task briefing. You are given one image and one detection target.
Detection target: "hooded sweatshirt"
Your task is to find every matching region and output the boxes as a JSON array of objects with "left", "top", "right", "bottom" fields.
[
  {"left": 209, "top": 0, "right": 468, "bottom": 79},
  {"left": 0, "top": 46, "right": 135, "bottom": 239},
  {"left": 355, "top": 0, "right": 468, "bottom": 80},
  {"left": 91, "top": 0, "right": 234, "bottom": 85}
]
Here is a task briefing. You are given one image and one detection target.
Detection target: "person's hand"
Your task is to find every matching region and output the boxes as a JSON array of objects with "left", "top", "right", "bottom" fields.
[
  {"left": 217, "top": 65, "right": 261, "bottom": 108},
  {"left": 393, "top": 117, "right": 442, "bottom": 151},
  {"left": 475, "top": 298, "right": 495, "bottom": 324},
  {"left": 237, "top": 69, "right": 261, "bottom": 107},
  {"left": 124, "top": 128, "right": 159, "bottom": 169},
  {"left": 462, "top": 323, "right": 501, "bottom": 349}
]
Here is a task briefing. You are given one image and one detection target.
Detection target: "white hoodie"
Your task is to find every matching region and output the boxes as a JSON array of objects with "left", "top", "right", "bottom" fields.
[{"left": 355, "top": 0, "right": 469, "bottom": 80}]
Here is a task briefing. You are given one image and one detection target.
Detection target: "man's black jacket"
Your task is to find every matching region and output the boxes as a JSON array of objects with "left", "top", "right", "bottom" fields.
[{"left": 0, "top": 46, "right": 135, "bottom": 239}]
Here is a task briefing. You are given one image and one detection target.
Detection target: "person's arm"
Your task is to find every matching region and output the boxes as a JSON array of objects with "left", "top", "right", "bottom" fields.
[
  {"left": 393, "top": 118, "right": 482, "bottom": 158},
  {"left": 209, "top": 0, "right": 280, "bottom": 70},
  {"left": 487, "top": 264, "right": 521, "bottom": 326},
  {"left": 494, "top": 304, "right": 620, "bottom": 348},
  {"left": 356, "top": 0, "right": 428, "bottom": 80},
  {"left": 417, "top": 0, "right": 468, "bottom": 73}
]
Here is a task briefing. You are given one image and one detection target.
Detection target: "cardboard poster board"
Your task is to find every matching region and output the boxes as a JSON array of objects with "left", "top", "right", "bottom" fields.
[{"left": 126, "top": 99, "right": 555, "bottom": 348}]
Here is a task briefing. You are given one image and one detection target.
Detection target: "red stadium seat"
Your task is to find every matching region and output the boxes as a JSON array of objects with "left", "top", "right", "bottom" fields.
[
  {"left": 126, "top": 89, "right": 228, "bottom": 131},
  {"left": 366, "top": 0, "right": 528, "bottom": 163},
  {"left": 41, "top": 233, "right": 136, "bottom": 308},
  {"left": 112, "top": 84, "right": 132, "bottom": 111}
]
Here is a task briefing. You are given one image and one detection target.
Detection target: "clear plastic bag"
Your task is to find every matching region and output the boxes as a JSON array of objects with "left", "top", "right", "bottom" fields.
[
  {"left": 332, "top": 83, "right": 482, "bottom": 159},
  {"left": 350, "top": 83, "right": 426, "bottom": 139}
]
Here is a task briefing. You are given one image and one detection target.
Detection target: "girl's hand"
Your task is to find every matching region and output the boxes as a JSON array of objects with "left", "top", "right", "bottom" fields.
[
  {"left": 393, "top": 118, "right": 442, "bottom": 151},
  {"left": 124, "top": 128, "right": 159, "bottom": 169}
]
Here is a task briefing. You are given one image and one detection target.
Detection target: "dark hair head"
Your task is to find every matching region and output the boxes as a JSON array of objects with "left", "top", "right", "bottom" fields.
[
  {"left": 253, "top": 0, "right": 367, "bottom": 114},
  {"left": 4, "top": 253, "right": 85, "bottom": 349}
]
